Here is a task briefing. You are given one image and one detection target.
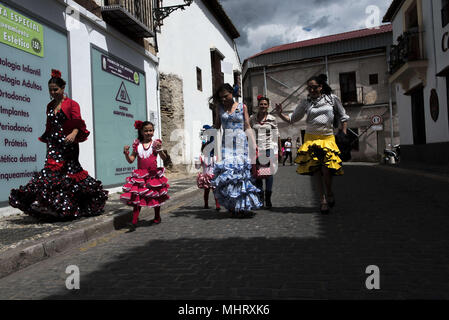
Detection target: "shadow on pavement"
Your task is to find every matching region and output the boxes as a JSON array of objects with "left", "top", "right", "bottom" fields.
[
  {"left": 164, "top": 206, "right": 258, "bottom": 221},
  {"left": 266, "top": 206, "right": 317, "bottom": 214},
  {"left": 32, "top": 166, "right": 449, "bottom": 299}
]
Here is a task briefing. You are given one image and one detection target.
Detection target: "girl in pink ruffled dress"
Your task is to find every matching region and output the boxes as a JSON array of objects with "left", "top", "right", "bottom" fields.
[
  {"left": 195, "top": 141, "right": 220, "bottom": 211},
  {"left": 120, "top": 121, "right": 169, "bottom": 231}
]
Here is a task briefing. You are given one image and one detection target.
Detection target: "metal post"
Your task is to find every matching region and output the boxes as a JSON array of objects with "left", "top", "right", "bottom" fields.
[
  {"left": 388, "top": 83, "right": 394, "bottom": 146},
  {"left": 386, "top": 45, "right": 394, "bottom": 146},
  {"left": 325, "top": 55, "right": 329, "bottom": 80},
  {"left": 263, "top": 67, "right": 267, "bottom": 96}
]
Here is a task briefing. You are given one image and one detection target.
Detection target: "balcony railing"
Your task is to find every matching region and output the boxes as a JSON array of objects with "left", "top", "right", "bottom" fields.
[
  {"left": 389, "top": 30, "right": 423, "bottom": 74},
  {"left": 101, "top": 0, "right": 154, "bottom": 38},
  {"left": 442, "top": 2, "right": 449, "bottom": 28},
  {"left": 333, "top": 87, "right": 364, "bottom": 106}
]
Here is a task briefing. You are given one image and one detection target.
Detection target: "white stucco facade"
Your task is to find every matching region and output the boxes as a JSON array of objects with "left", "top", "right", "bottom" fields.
[
  {"left": 389, "top": 0, "right": 449, "bottom": 148},
  {"left": 157, "top": 0, "right": 241, "bottom": 166}
]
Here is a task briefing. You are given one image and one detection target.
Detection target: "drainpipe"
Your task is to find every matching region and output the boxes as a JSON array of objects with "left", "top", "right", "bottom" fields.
[
  {"left": 325, "top": 55, "right": 329, "bottom": 79},
  {"left": 263, "top": 67, "right": 268, "bottom": 96},
  {"left": 387, "top": 45, "right": 395, "bottom": 146}
]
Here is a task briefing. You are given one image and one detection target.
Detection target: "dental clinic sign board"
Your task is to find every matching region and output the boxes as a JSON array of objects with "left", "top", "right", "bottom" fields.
[
  {"left": 0, "top": 3, "right": 44, "bottom": 57},
  {"left": 92, "top": 47, "right": 147, "bottom": 187},
  {"left": 0, "top": 2, "right": 68, "bottom": 204}
]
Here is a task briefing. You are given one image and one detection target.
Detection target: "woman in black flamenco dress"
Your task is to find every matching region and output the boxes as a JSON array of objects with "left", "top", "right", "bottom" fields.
[{"left": 9, "top": 70, "right": 108, "bottom": 219}]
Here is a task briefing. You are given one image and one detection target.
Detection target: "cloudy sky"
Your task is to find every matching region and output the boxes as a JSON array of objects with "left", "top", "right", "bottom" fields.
[{"left": 220, "top": 0, "right": 393, "bottom": 61}]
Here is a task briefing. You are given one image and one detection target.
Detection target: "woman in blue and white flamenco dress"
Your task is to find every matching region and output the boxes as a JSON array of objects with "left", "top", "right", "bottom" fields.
[{"left": 210, "top": 83, "right": 262, "bottom": 214}]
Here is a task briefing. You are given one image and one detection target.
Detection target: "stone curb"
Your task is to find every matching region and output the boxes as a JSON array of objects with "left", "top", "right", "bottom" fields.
[{"left": 0, "top": 184, "right": 198, "bottom": 279}]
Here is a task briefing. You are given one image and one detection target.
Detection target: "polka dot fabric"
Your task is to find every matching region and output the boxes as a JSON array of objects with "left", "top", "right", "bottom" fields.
[{"left": 9, "top": 108, "right": 108, "bottom": 218}]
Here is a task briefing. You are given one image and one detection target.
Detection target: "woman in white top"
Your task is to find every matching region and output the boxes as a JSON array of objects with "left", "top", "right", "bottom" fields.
[
  {"left": 274, "top": 74, "right": 349, "bottom": 214},
  {"left": 249, "top": 95, "right": 281, "bottom": 209},
  {"left": 283, "top": 137, "right": 293, "bottom": 166}
]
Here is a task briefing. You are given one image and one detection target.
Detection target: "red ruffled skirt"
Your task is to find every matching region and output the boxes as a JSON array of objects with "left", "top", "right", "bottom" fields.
[
  {"left": 120, "top": 167, "right": 170, "bottom": 207},
  {"left": 197, "top": 173, "right": 214, "bottom": 189}
]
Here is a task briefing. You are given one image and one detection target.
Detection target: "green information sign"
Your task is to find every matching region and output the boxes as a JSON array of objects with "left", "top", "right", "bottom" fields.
[
  {"left": 91, "top": 47, "right": 147, "bottom": 186},
  {"left": 0, "top": 3, "right": 44, "bottom": 57},
  {"left": 0, "top": 2, "right": 68, "bottom": 204}
]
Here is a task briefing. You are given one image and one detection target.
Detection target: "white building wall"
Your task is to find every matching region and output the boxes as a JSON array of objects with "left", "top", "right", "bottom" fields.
[
  {"left": 395, "top": 85, "right": 414, "bottom": 145},
  {"left": 157, "top": 0, "right": 241, "bottom": 166},
  {"left": 391, "top": 5, "right": 414, "bottom": 145},
  {"left": 431, "top": 0, "right": 449, "bottom": 142},
  {"left": 421, "top": 0, "right": 449, "bottom": 143},
  {"left": 391, "top": 0, "right": 449, "bottom": 146}
]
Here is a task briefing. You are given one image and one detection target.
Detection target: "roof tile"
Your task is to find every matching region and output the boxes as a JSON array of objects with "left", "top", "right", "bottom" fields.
[{"left": 250, "top": 24, "right": 392, "bottom": 59}]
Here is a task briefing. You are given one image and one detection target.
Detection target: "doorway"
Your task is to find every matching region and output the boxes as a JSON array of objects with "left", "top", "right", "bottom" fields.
[{"left": 410, "top": 86, "right": 426, "bottom": 145}]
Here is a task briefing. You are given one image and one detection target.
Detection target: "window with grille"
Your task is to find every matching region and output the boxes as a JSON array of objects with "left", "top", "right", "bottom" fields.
[
  {"left": 339, "top": 72, "right": 357, "bottom": 104},
  {"left": 233, "top": 71, "right": 241, "bottom": 97},
  {"left": 210, "top": 49, "right": 224, "bottom": 95}
]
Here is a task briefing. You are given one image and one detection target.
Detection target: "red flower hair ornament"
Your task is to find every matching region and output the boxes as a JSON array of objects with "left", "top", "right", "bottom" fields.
[
  {"left": 51, "top": 69, "right": 62, "bottom": 78},
  {"left": 257, "top": 95, "right": 263, "bottom": 101},
  {"left": 134, "top": 120, "right": 143, "bottom": 130}
]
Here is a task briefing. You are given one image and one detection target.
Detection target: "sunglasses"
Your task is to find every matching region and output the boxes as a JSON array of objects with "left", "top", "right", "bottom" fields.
[{"left": 307, "top": 85, "right": 321, "bottom": 91}]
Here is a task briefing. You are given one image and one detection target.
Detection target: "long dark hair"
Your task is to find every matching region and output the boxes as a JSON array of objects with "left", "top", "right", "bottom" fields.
[
  {"left": 137, "top": 121, "right": 155, "bottom": 142},
  {"left": 209, "top": 83, "right": 234, "bottom": 129},
  {"left": 308, "top": 74, "right": 332, "bottom": 95},
  {"left": 210, "top": 83, "right": 234, "bottom": 105}
]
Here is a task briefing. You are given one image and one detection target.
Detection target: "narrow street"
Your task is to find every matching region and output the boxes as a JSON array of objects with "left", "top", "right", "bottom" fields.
[{"left": 0, "top": 164, "right": 448, "bottom": 299}]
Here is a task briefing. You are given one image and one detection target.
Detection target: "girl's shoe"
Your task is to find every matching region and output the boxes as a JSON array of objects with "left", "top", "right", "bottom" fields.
[
  {"left": 127, "top": 223, "right": 137, "bottom": 232},
  {"left": 215, "top": 207, "right": 221, "bottom": 212},
  {"left": 152, "top": 218, "right": 161, "bottom": 224},
  {"left": 204, "top": 205, "right": 210, "bottom": 209}
]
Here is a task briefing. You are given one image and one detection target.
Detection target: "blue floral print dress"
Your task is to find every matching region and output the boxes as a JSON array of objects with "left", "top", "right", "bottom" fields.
[{"left": 211, "top": 103, "right": 262, "bottom": 212}]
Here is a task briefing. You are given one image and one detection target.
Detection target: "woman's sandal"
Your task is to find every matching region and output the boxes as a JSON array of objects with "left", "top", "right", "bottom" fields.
[{"left": 320, "top": 202, "right": 330, "bottom": 214}]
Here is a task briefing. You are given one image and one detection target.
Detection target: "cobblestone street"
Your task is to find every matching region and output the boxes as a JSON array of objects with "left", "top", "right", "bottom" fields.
[{"left": 0, "top": 164, "right": 448, "bottom": 299}]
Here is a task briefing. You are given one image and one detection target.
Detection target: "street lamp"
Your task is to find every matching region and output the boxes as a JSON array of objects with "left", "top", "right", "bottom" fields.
[{"left": 153, "top": 0, "right": 194, "bottom": 29}]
